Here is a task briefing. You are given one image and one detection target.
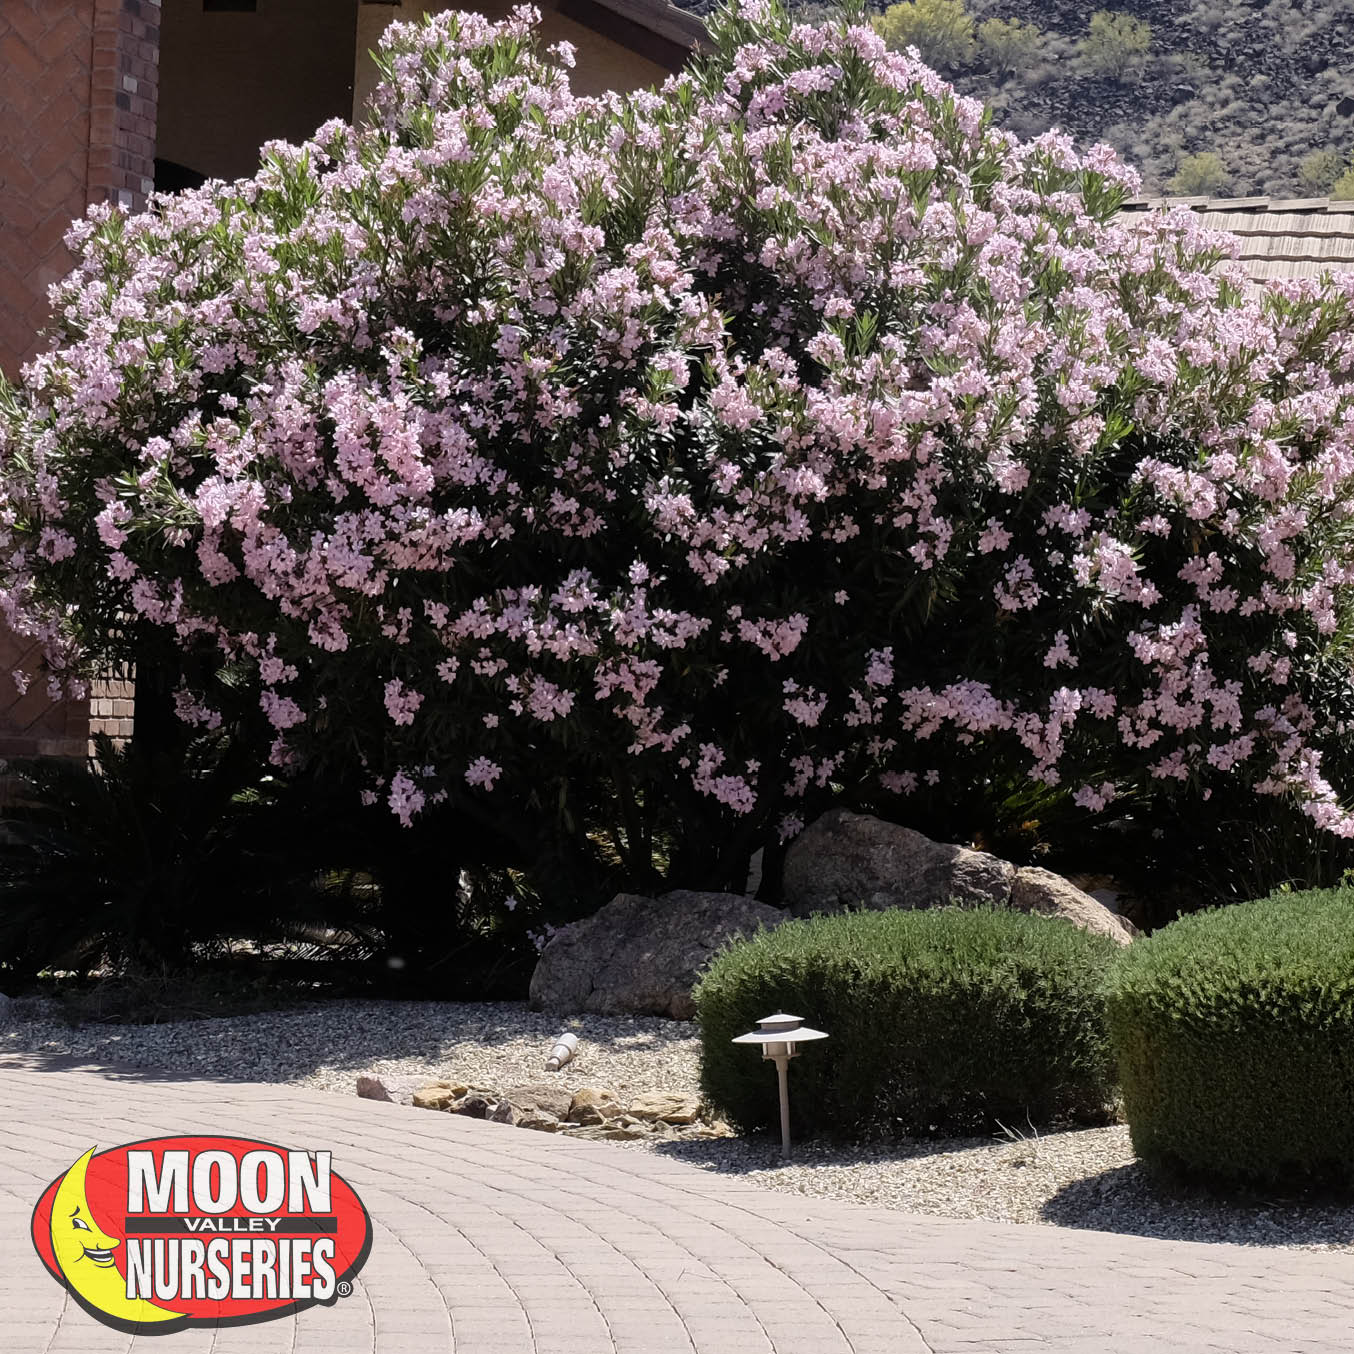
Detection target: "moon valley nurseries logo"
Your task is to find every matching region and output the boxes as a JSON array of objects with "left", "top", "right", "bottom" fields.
[{"left": 30, "top": 1136, "right": 372, "bottom": 1333}]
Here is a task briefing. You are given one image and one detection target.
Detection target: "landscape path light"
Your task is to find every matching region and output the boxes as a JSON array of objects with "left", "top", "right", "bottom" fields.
[{"left": 731, "top": 1012, "right": 828, "bottom": 1158}]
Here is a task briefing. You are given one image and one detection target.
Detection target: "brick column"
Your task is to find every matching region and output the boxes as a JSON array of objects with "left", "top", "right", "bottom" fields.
[
  {"left": 86, "top": 2, "right": 160, "bottom": 751},
  {"left": 88, "top": 666, "right": 136, "bottom": 746},
  {"left": 88, "top": 0, "right": 159, "bottom": 213}
]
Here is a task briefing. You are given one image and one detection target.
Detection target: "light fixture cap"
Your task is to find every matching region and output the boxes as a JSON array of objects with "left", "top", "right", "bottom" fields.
[{"left": 731, "top": 1011, "right": 829, "bottom": 1045}]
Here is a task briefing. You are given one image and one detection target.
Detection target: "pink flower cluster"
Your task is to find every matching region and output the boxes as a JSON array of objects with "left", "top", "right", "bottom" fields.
[{"left": 5, "top": 0, "right": 1354, "bottom": 844}]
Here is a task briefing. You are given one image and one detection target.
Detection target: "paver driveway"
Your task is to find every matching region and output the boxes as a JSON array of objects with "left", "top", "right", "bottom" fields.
[{"left": 2, "top": 1052, "right": 1351, "bottom": 1352}]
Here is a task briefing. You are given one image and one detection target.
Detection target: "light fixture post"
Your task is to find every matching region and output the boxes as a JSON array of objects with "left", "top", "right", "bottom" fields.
[
  {"left": 773, "top": 1049, "right": 792, "bottom": 1156},
  {"left": 731, "top": 1013, "right": 828, "bottom": 1159}
]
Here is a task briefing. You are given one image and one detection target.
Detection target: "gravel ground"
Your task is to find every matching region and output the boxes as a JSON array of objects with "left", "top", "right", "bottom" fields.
[
  {"left": 1, "top": 998, "right": 703, "bottom": 1102},
  {"left": 5, "top": 997, "right": 1354, "bottom": 1251}
]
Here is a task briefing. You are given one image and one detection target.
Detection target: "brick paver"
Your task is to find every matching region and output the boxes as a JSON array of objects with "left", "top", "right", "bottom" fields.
[{"left": 2, "top": 1052, "right": 1351, "bottom": 1352}]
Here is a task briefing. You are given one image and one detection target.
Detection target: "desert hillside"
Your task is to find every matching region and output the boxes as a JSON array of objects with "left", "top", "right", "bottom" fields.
[
  {"left": 675, "top": 0, "right": 1354, "bottom": 198},
  {"left": 958, "top": 0, "right": 1354, "bottom": 197}
]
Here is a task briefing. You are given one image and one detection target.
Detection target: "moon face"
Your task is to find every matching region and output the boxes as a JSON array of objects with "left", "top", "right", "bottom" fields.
[{"left": 48, "top": 1147, "right": 184, "bottom": 1327}]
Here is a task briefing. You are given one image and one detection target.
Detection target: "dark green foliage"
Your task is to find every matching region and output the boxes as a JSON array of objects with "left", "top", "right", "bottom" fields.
[
  {"left": 1107, "top": 888, "right": 1354, "bottom": 1189},
  {"left": 43, "top": 963, "right": 328, "bottom": 1026},
  {"left": 695, "top": 907, "right": 1119, "bottom": 1138},
  {"left": 0, "top": 733, "right": 379, "bottom": 978},
  {"left": 0, "top": 732, "right": 560, "bottom": 998}
]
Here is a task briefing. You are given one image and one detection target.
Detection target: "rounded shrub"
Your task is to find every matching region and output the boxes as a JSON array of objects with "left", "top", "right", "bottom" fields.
[
  {"left": 694, "top": 907, "right": 1119, "bottom": 1138},
  {"left": 1108, "top": 887, "right": 1354, "bottom": 1189},
  {"left": 10, "top": 1, "right": 1354, "bottom": 904}
]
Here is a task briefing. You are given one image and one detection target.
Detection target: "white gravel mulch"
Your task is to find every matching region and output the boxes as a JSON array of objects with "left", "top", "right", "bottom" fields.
[{"left": 5, "top": 997, "right": 1354, "bottom": 1251}]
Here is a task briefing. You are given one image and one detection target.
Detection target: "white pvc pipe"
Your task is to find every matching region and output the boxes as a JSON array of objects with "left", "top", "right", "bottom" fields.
[{"left": 545, "top": 1032, "right": 578, "bottom": 1071}]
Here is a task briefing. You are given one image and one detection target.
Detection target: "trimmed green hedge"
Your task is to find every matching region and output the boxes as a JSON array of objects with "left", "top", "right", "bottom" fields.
[
  {"left": 694, "top": 907, "right": 1119, "bottom": 1138},
  {"left": 1108, "top": 887, "right": 1354, "bottom": 1189}
]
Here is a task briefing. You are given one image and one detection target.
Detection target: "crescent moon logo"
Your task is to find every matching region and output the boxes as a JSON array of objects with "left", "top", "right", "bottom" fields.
[
  {"left": 31, "top": 1136, "right": 372, "bottom": 1335},
  {"left": 44, "top": 1147, "right": 186, "bottom": 1331}
]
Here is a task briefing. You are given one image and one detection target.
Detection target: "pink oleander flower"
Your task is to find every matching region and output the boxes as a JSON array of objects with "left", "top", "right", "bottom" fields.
[{"left": 383, "top": 677, "right": 424, "bottom": 726}]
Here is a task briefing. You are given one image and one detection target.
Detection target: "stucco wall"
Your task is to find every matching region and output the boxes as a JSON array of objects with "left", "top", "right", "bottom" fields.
[
  {"left": 353, "top": 0, "right": 671, "bottom": 118},
  {"left": 158, "top": 0, "right": 359, "bottom": 183}
]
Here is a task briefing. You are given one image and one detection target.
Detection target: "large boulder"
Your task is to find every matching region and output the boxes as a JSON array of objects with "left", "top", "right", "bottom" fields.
[
  {"left": 529, "top": 890, "right": 784, "bottom": 1019},
  {"left": 1010, "top": 867, "right": 1139, "bottom": 943},
  {"left": 784, "top": 809, "right": 1133, "bottom": 945},
  {"left": 784, "top": 809, "right": 1013, "bottom": 914}
]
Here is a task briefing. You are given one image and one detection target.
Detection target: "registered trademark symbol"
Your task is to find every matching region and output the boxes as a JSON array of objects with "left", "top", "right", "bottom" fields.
[{"left": 336, "top": 1281, "right": 353, "bottom": 1298}]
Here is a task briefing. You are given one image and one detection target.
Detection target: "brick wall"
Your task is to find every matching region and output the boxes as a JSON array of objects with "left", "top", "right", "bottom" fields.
[
  {"left": 0, "top": 5, "right": 94, "bottom": 376},
  {"left": 0, "top": 0, "right": 160, "bottom": 379},
  {"left": 88, "top": 667, "right": 136, "bottom": 748},
  {"left": 0, "top": 0, "right": 161, "bottom": 755}
]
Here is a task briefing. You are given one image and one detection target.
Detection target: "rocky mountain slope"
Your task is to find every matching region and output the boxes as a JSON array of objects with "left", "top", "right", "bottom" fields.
[
  {"left": 957, "top": 0, "right": 1354, "bottom": 196},
  {"left": 672, "top": 0, "right": 1354, "bottom": 197}
]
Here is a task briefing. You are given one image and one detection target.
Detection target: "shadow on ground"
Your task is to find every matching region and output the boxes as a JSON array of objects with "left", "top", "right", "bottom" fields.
[
  {"left": 1041, "top": 1164, "right": 1354, "bottom": 1249},
  {"left": 649, "top": 1128, "right": 1006, "bottom": 1173},
  {"left": 651, "top": 1127, "right": 1354, "bottom": 1251}
]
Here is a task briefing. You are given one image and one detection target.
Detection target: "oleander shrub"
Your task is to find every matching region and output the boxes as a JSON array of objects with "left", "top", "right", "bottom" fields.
[
  {"left": 8, "top": 0, "right": 1354, "bottom": 910},
  {"left": 695, "top": 906, "right": 1120, "bottom": 1138},
  {"left": 1108, "top": 888, "right": 1354, "bottom": 1189}
]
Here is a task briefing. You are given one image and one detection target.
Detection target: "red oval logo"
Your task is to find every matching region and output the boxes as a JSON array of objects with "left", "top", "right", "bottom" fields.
[{"left": 31, "top": 1136, "right": 372, "bottom": 1333}]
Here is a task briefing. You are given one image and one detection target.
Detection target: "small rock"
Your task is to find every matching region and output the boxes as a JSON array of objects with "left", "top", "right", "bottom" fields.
[
  {"left": 451, "top": 1094, "right": 492, "bottom": 1119},
  {"left": 565, "top": 1122, "right": 651, "bottom": 1141},
  {"left": 488, "top": 1100, "right": 521, "bottom": 1126},
  {"left": 0, "top": 993, "right": 12, "bottom": 1028},
  {"left": 628, "top": 1092, "right": 703, "bottom": 1125},
  {"left": 411, "top": 1081, "right": 470, "bottom": 1111},
  {"left": 568, "top": 1087, "right": 624, "bottom": 1125},
  {"left": 355, "top": 1076, "right": 393, "bottom": 1102},
  {"left": 501, "top": 1082, "right": 574, "bottom": 1121},
  {"left": 517, "top": 1110, "right": 568, "bottom": 1132}
]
